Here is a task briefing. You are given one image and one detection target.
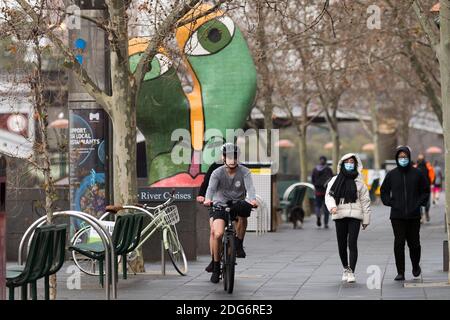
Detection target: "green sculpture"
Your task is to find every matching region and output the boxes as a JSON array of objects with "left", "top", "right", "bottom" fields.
[{"left": 129, "top": 5, "right": 257, "bottom": 186}]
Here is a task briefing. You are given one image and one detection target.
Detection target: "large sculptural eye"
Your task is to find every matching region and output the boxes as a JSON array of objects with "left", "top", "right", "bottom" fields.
[
  {"left": 185, "top": 16, "right": 235, "bottom": 56},
  {"left": 130, "top": 53, "right": 172, "bottom": 81}
]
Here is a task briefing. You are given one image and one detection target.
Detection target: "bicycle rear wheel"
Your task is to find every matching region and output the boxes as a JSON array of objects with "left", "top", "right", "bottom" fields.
[
  {"left": 224, "top": 233, "right": 235, "bottom": 294},
  {"left": 71, "top": 226, "right": 100, "bottom": 276},
  {"left": 163, "top": 226, "right": 188, "bottom": 275}
]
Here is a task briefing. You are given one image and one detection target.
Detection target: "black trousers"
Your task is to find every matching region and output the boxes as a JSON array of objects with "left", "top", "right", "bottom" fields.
[
  {"left": 315, "top": 195, "right": 330, "bottom": 226},
  {"left": 335, "top": 218, "right": 361, "bottom": 272},
  {"left": 391, "top": 218, "right": 421, "bottom": 274}
]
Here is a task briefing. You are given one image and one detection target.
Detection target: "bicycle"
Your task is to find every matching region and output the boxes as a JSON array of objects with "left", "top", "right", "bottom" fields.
[
  {"left": 71, "top": 193, "right": 188, "bottom": 277},
  {"left": 211, "top": 204, "right": 236, "bottom": 294}
]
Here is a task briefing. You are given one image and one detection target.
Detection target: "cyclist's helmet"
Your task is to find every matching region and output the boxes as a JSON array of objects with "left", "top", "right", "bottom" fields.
[{"left": 221, "top": 142, "right": 240, "bottom": 159}]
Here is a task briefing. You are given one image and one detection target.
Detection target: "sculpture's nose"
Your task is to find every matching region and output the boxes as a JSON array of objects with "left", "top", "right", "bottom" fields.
[{"left": 185, "top": 62, "right": 204, "bottom": 177}]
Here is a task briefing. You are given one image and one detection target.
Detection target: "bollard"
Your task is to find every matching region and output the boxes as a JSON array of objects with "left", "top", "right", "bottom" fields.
[{"left": 0, "top": 156, "right": 6, "bottom": 300}]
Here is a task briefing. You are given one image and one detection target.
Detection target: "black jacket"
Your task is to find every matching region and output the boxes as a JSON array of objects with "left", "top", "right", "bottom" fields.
[
  {"left": 380, "top": 147, "right": 430, "bottom": 219},
  {"left": 198, "top": 162, "right": 222, "bottom": 197},
  {"left": 311, "top": 165, "right": 333, "bottom": 194}
]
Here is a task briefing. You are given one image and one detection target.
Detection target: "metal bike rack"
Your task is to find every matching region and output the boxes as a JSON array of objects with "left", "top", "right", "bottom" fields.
[{"left": 18, "top": 211, "right": 117, "bottom": 300}]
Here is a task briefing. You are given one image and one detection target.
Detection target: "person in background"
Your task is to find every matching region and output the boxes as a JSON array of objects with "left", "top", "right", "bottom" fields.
[
  {"left": 197, "top": 160, "right": 222, "bottom": 273},
  {"left": 432, "top": 161, "right": 443, "bottom": 205},
  {"left": 325, "top": 153, "right": 371, "bottom": 283},
  {"left": 381, "top": 146, "right": 430, "bottom": 281},
  {"left": 311, "top": 156, "right": 334, "bottom": 228},
  {"left": 415, "top": 154, "right": 435, "bottom": 222}
]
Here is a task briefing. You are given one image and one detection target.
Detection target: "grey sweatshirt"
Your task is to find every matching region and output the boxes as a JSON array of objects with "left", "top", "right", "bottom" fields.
[{"left": 205, "top": 165, "right": 257, "bottom": 206}]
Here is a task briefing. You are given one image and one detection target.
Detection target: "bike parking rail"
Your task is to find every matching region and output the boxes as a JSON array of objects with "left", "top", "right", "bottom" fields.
[{"left": 18, "top": 211, "right": 116, "bottom": 300}]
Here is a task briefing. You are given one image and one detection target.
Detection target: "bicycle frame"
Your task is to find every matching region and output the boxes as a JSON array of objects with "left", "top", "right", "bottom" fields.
[{"left": 98, "top": 196, "right": 177, "bottom": 252}]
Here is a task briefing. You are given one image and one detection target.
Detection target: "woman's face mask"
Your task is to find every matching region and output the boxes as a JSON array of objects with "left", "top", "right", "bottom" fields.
[
  {"left": 344, "top": 162, "right": 355, "bottom": 171},
  {"left": 398, "top": 157, "right": 409, "bottom": 167}
]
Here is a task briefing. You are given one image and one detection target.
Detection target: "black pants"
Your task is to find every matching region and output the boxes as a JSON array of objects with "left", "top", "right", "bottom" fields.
[
  {"left": 335, "top": 218, "right": 361, "bottom": 272},
  {"left": 315, "top": 195, "right": 329, "bottom": 226},
  {"left": 391, "top": 218, "right": 421, "bottom": 274}
]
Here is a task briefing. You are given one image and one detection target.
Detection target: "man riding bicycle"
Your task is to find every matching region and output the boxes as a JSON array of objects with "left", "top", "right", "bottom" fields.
[{"left": 204, "top": 143, "right": 258, "bottom": 283}]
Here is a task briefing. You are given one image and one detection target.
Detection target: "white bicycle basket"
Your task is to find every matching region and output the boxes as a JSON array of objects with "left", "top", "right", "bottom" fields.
[{"left": 163, "top": 205, "right": 180, "bottom": 225}]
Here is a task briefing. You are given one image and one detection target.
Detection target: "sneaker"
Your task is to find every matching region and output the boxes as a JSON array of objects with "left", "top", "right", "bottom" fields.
[
  {"left": 205, "top": 259, "right": 214, "bottom": 273},
  {"left": 341, "top": 268, "right": 349, "bottom": 281},
  {"left": 317, "top": 217, "right": 322, "bottom": 227},
  {"left": 394, "top": 273, "right": 405, "bottom": 281},
  {"left": 347, "top": 270, "right": 356, "bottom": 283},
  {"left": 210, "top": 262, "right": 221, "bottom": 283},
  {"left": 324, "top": 224, "right": 329, "bottom": 229},
  {"left": 413, "top": 265, "right": 421, "bottom": 278}
]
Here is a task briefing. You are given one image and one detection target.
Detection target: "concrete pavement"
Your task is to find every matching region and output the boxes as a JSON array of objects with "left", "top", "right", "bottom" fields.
[{"left": 14, "top": 201, "right": 450, "bottom": 300}]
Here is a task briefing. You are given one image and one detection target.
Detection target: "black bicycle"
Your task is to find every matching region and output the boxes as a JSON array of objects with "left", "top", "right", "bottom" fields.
[{"left": 212, "top": 204, "right": 236, "bottom": 294}]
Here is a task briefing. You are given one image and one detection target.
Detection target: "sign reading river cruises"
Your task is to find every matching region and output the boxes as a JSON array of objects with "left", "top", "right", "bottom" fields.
[{"left": 69, "top": 109, "right": 108, "bottom": 235}]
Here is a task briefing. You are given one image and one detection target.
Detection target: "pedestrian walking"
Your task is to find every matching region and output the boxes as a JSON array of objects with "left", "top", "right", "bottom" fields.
[
  {"left": 325, "top": 153, "right": 371, "bottom": 283},
  {"left": 432, "top": 161, "right": 443, "bottom": 205},
  {"left": 380, "top": 146, "right": 430, "bottom": 281},
  {"left": 415, "top": 154, "right": 434, "bottom": 222},
  {"left": 311, "top": 156, "right": 334, "bottom": 228}
]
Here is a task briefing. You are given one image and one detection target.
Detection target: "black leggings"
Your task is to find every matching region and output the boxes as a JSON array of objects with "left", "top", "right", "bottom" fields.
[{"left": 335, "top": 218, "right": 361, "bottom": 272}]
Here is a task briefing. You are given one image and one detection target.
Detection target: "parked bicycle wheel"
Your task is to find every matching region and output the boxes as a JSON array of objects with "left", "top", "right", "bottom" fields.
[
  {"left": 223, "top": 233, "right": 235, "bottom": 294},
  {"left": 163, "top": 226, "right": 188, "bottom": 275},
  {"left": 71, "top": 226, "right": 100, "bottom": 276}
]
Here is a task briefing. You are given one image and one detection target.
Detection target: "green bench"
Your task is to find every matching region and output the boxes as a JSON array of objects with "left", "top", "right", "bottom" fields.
[
  {"left": 69, "top": 213, "right": 145, "bottom": 286},
  {"left": 6, "top": 224, "right": 67, "bottom": 300}
]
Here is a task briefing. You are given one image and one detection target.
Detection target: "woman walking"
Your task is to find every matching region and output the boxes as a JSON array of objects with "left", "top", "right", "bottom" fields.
[{"left": 325, "top": 153, "right": 371, "bottom": 283}]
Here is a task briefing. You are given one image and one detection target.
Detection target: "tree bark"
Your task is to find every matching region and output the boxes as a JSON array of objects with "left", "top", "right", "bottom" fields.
[
  {"left": 439, "top": 0, "right": 450, "bottom": 283},
  {"left": 369, "top": 95, "right": 381, "bottom": 170},
  {"left": 298, "top": 127, "right": 308, "bottom": 182},
  {"left": 32, "top": 40, "right": 58, "bottom": 299},
  {"left": 330, "top": 121, "right": 340, "bottom": 172}
]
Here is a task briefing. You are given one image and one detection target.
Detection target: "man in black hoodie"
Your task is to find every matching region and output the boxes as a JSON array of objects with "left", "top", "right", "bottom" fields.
[
  {"left": 380, "top": 146, "right": 430, "bottom": 281},
  {"left": 311, "top": 156, "right": 334, "bottom": 228}
]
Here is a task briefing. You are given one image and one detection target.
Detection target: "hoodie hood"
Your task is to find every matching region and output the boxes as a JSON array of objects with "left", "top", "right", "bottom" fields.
[
  {"left": 395, "top": 146, "right": 412, "bottom": 169},
  {"left": 336, "top": 153, "right": 363, "bottom": 177}
]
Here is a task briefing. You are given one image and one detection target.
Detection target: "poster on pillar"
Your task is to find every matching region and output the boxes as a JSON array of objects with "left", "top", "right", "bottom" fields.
[{"left": 69, "top": 109, "right": 108, "bottom": 235}]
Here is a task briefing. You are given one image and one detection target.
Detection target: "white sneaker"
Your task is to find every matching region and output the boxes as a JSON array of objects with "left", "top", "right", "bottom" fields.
[
  {"left": 347, "top": 271, "right": 356, "bottom": 283},
  {"left": 341, "top": 269, "right": 349, "bottom": 281}
]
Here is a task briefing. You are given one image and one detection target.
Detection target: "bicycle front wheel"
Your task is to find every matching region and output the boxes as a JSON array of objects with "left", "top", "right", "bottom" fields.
[
  {"left": 224, "top": 233, "right": 236, "bottom": 294},
  {"left": 163, "top": 226, "right": 188, "bottom": 275}
]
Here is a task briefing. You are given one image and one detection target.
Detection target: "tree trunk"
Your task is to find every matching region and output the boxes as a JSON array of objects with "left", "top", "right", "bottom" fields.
[
  {"left": 298, "top": 128, "right": 308, "bottom": 182},
  {"left": 298, "top": 128, "right": 312, "bottom": 216},
  {"left": 439, "top": 0, "right": 450, "bottom": 283},
  {"left": 107, "top": 24, "right": 144, "bottom": 266},
  {"left": 330, "top": 123, "right": 340, "bottom": 172},
  {"left": 33, "top": 43, "right": 58, "bottom": 299},
  {"left": 369, "top": 96, "right": 381, "bottom": 170}
]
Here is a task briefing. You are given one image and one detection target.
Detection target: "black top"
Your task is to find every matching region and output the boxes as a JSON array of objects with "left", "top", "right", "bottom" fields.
[
  {"left": 311, "top": 165, "right": 334, "bottom": 194},
  {"left": 380, "top": 146, "right": 430, "bottom": 219},
  {"left": 198, "top": 162, "right": 222, "bottom": 197}
]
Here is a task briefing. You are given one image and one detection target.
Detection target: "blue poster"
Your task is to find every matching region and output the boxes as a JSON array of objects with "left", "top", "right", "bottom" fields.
[{"left": 69, "top": 109, "right": 109, "bottom": 235}]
